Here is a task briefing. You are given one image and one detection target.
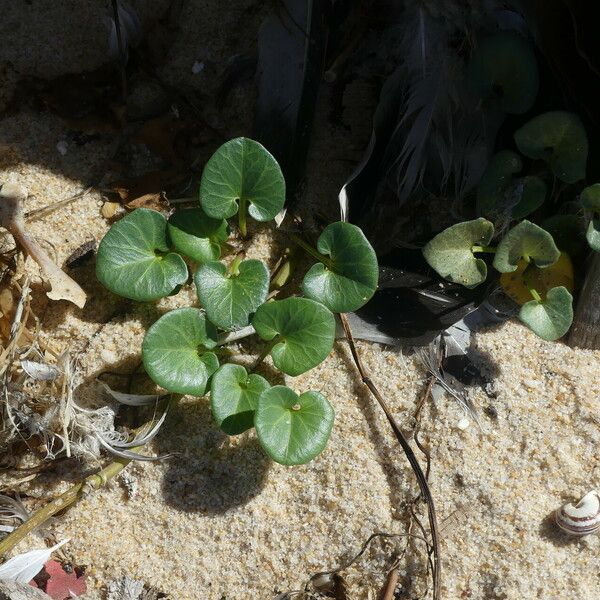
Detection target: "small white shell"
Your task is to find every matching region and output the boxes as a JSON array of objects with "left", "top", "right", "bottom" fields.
[{"left": 555, "top": 490, "right": 600, "bottom": 536}]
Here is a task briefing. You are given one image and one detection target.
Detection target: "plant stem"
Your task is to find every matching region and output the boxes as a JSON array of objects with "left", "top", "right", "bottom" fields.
[
  {"left": 528, "top": 286, "right": 542, "bottom": 302},
  {"left": 289, "top": 233, "right": 334, "bottom": 269},
  {"left": 217, "top": 325, "right": 256, "bottom": 346},
  {"left": 229, "top": 256, "right": 242, "bottom": 276},
  {"left": 0, "top": 455, "right": 133, "bottom": 557},
  {"left": 338, "top": 313, "right": 442, "bottom": 600},
  {"left": 238, "top": 197, "right": 247, "bottom": 238},
  {"left": 471, "top": 245, "right": 496, "bottom": 254},
  {"left": 251, "top": 337, "right": 278, "bottom": 372},
  {"left": 522, "top": 264, "right": 542, "bottom": 302}
]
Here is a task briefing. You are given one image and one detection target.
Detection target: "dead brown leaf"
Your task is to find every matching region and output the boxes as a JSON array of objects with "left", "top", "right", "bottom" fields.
[
  {"left": 109, "top": 168, "right": 189, "bottom": 214},
  {"left": 125, "top": 192, "right": 169, "bottom": 212}
]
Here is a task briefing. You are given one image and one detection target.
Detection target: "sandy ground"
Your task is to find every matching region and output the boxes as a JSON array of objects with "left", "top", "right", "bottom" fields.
[{"left": 1, "top": 2, "right": 600, "bottom": 599}]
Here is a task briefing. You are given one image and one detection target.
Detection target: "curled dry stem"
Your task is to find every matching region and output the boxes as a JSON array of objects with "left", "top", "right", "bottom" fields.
[
  {"left": 0, "top": 183, "right": 86, "bottom": 308},
  {"left": 339, "top": 313, "right": 442, "bottom": 600}
]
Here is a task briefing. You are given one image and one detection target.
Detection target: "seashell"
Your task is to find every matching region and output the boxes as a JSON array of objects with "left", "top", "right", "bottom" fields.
[{"left": 555, "top": 490, "right": 600, "bottom": 536}]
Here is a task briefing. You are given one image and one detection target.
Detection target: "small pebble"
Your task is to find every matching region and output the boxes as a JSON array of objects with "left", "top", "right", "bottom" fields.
[
  {"left": 192, "top": 61, "right": 205, "bottom": 74},
  {"left": 457, "top": 417, "right": 470, "bottom": 430},
  {"left": 100, "top": 349, "right": 117, "bottom": 364},
  {"left": 56, "top": 140, "right": 68, "bottom": 155}
]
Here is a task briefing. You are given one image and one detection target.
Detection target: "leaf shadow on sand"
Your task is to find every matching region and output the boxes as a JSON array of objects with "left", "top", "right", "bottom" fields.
[{"left": 153, "top": 398, "right": 271, "bottom": 514}]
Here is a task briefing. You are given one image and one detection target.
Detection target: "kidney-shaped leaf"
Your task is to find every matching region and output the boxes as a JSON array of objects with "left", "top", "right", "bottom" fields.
[
  {"left": 255, "top": 385, "right": 334, "bottom": 465},
  {"left": 194, "top": 259, "right": 269, "bottom": 330},
  {"left": 581, "top": 184, "right": 600, "bottom": 251},
  {"left": 518, "top": 286, "right": 573, "bottom": 341},
  {"left": 142, "top": 307, "right": 219, "bottom": 395},
  {"left": 210, "top": 363, "right": 270, "bottom": 435},
  {"left": 302, "top": 222, "right": 378, "bottom": 313},
  {"left": 199, "top": 137, "right": 285, "bottom": 222},
  {"left": 581, "top": 184, "right": 600, "bottom": 212},
  {"left": 500, "top": 253, "right": 574, "bottom": 306},
  {"left": 251, "top": 297, "right": 335, "bottom": 376},
  {"left": 467, "top": 32, "right": 539, "bottom": 114},
  {"left": 493, "top": 220, "right": 560, "bottom": 273},
  {"left": 422, "top": 218, "right": 494, "bottom": 288},
  {"left": 167, "top": 207, "right": 229, "bottom": 264},
  {"left": 477, "top": 151, "right": 546, "bottom": 219},
  {"left": 514, "top": 111, "right": 588, "bottom": 183},
  {"left": 96, "top": 208, "right": 188, "bottom": 301}
]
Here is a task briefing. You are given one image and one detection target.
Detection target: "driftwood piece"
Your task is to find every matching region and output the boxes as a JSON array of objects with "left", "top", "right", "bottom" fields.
[
  {"left": 0, "top": 581, "right": 51, "bottom": 600},
  {"left": 569, "top": 252, "right": 600, "bottom": 349}
]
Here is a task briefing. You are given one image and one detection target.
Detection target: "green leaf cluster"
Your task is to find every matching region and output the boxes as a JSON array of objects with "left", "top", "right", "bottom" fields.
[
  {"left": 435, "top": 58, "right": 592, "bottom": 342},
  {"left": 95, "top": 138, "right": 379, "bottom": 465},
  {"left": 423, "top": 217, "right": 572, "bottom": 341}
]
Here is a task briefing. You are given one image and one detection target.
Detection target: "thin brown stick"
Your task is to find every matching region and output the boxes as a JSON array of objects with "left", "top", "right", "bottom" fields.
[
  {"left": 379, "top": 564, "right": 400, "bottom": 600},
  {"left": 339, "top": 313, "right": 442, "bottom": 600},
  {"left": 305, "top": 532, "right": 429, "bottom": 594},
  {"left": 413, "top": 374, "right": 436, "bottom": 486},
  {"left": 25, "top": 187, "right": 93, "bottom": 222}
]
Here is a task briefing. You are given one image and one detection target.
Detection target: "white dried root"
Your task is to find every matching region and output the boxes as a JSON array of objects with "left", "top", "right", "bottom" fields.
[{"left": 0, "top": 183, "right": 86, "bottom": 308}]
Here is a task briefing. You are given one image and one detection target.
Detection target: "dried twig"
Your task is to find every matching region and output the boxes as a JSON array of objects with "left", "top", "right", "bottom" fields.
[
  {"left": 339, "top": 313, "right": 442, "bottom": 600},
  {"left": 0, "top": 184, "right": 86, "bottom": 308},
  {"left": 378, "top": 565, "right": 399, "bottom": 600},
  {"left": 25, "top": 187, "right": 92, "bottom": 222},
  {"left": 305, "top": 532, "right": 429, "bottom": 596}
]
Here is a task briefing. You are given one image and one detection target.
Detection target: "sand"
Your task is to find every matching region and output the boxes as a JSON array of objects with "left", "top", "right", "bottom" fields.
[{"left": 1, "top": 2, "right": 600, "bottom": 599}]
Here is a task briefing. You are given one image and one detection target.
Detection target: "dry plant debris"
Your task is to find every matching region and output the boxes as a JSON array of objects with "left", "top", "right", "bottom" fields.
[{"left": 0, "top": 184, "right": 86, "bottom": 309}]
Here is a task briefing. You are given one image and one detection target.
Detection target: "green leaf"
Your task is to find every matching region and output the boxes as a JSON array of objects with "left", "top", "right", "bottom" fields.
[
  {"left": 199, "top": 137, "right": 286, "bottom": 222},
  {"left": 210, "top": 364, "right": 270, "bottom": 435},
  {"left": 96, "top": 208, "right": 188, "bottom": 301},
  {"left": 142, "top": 307, "right": 219, "bottom": 395},
  {"left": 519, "top": 286, "right": 573, "bottom": 341},
  {"left": 476, "top": 151, "right": 546, "bottom": 219},
  {"left": 514, "top": 111, "right": 588, "bottom": 183},
  {"left": 251, "top": 297, "right": 335, "bottom": 376},
  {"left": 167, "top": 207, "right": 229, "bottom": 264},
  {"left": 194, "top": 259, "right": 269, "bottom": 330},
  {"left": 581, "top": 184, "right": 600, "bottom": 212},
  {"left": 493, "top": 220, "right": 560, "bottom": 273},
  {"left": 255, "top": 386, "right": 334, "bottom": 465},
  {"left": 585, "top": 221, "right": 600, "bottom": 252},
  {"left": 467, "top": 32, "right": 539, "bottom": 114},
  {"left": 301, "top": 222, "right": 378, "bottom": 313},
  {"left": 581, "top": 184, "right": 600, "bottom": 251},
  {"left": 422, "top": 218, "right": 494, "bottom": 288}
]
